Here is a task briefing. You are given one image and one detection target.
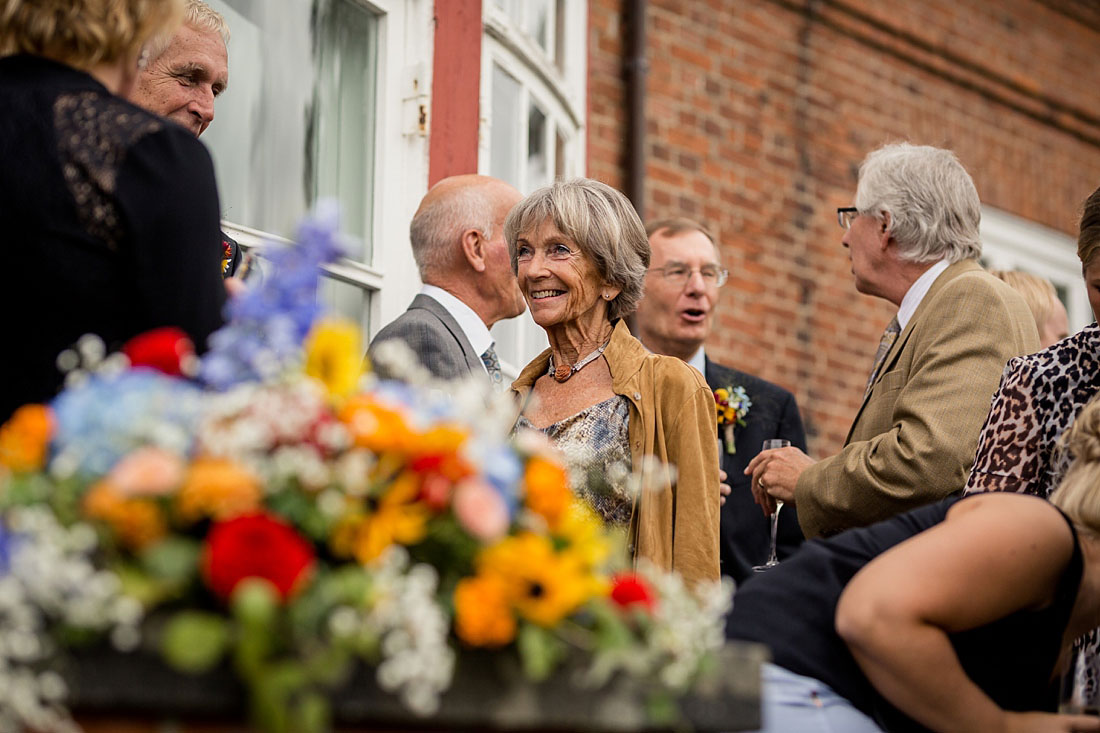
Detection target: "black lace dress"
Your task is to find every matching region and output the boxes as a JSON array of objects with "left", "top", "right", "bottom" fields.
[{"left": 0, "top": 54, "right": 226, "bottom": 420}]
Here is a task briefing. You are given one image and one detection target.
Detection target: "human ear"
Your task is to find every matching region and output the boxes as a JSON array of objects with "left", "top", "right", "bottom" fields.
[{"left": 461, "top": 229, "right": 487, "bottom": 273}]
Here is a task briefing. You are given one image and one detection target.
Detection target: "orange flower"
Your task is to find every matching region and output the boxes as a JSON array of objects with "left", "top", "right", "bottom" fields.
[
  {"left": 0, "top": 404, "right": 53, "bottom": 473},
  {"left": 453, "top": 573, "right": 516, "bottom": 647},
  {"left": 523, "top": 456, "right": 572, "bottom": 530},
  {"left": 176, "top": 457, "right": 262, "bottom": 523},
  {"left": 409, "top": 424, "right": 472, "bottom": 481},
  {"left": 339, "top": 395, "right": 415, "bottom": 455},
  {"left": 83, "top": 481, "right": 167, "bottom": 549}
]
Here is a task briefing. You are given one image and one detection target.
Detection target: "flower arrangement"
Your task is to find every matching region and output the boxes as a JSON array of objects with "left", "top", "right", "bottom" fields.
[
  {"left": 0, "top": 209, "right": 734, "bottom": 733},
  {"left": 714, "top": 386, "right": 752, "bottom": 454}
]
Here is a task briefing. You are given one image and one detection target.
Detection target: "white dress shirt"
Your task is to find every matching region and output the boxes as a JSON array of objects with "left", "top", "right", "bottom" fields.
[
  {"left": 687, "top": 346, "right": 707, "bottom": 377},
  {"left": 420, "top": 285, "right": 494, "bottom": 376},
  {"left": 897, "top": 259, "right": 950, "bottom": 329}
]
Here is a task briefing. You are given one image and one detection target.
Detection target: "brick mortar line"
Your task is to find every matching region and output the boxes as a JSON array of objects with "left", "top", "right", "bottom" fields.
[{"left": 763, "top": 0, "right": 1100, "bottom": 149}]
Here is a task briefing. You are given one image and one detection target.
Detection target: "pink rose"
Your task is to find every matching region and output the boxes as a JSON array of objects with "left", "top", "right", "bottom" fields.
[
  {"left": 453, "top": 479, "right": 510, "bottom": 542},
  {"left": 108, "top": 446, "right": 185, "bottom": 497}
]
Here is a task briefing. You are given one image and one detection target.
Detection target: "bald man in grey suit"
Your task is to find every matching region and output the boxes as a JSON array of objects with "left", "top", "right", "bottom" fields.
[{"left": 369, "top": 175, "right": 526, "bottom": 384}]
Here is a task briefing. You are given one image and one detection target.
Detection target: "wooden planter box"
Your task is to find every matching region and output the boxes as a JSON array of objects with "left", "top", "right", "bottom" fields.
[{"left": 67, "top": 642, "right": 767, "bottom": 732}]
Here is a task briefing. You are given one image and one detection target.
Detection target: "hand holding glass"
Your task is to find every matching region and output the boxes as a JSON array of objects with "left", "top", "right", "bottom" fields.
[{"left": 752, "top": 439, "right": 791, "bottom": 572}]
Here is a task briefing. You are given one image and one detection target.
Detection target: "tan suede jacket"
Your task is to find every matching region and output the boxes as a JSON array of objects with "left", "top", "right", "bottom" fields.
[{"left": 512, "top": 320, "right": 721, "bottom": 584}]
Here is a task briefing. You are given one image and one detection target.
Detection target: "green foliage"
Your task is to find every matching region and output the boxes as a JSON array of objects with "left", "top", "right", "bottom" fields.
[
  {"left": 517, "top": 624, "right": 567, "bottom": 682},
  {"left": 160, "top": 611, "right": 229, "bottom": 674}
]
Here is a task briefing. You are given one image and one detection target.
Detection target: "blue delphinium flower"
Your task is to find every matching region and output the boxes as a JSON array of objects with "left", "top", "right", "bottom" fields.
[
  {"left": 0, "top": 524, "right": 18, "bottom": 575},
  {"left": 201, "top": 202, "right": 345, "bottom": 390},
  {"left": 50, "top": 370, "right": 203, "bottom": 476}
]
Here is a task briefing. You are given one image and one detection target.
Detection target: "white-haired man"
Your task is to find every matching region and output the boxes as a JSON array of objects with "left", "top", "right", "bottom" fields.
[
  {"left": 132, "top": 0, "right": 228, "bottom": 138},
  {"left": 747, "top": 143, "right": 1040, "bottom": 538},
  {"left": 128, "top": 0, "right": 241, "bottom": 278},
  {"left": 368, "top": 175, "right": 526, "bottom": 385}
]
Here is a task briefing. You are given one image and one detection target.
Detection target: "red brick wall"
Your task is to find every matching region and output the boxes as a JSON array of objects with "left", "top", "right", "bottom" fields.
[{"left": 588, "top": 0, "right": 1100, "bottom": 454}]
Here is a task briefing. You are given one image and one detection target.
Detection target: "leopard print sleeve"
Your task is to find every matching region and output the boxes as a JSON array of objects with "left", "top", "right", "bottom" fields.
[{"left": 964, "top": 356, "right": 1047, "bottom": 496}]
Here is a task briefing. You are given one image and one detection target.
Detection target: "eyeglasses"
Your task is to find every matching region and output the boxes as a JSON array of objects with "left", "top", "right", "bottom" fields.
[
  {"left": 648, "top": 264, "right": 728, "bottom": 288},
  {"left": 837, "top": 207, "right": 859, "bottom": 230}
]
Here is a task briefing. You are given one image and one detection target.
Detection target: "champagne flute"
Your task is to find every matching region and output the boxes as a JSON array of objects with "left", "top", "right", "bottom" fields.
[{"left": 752, "top": 439, "right": 791, "bottom": 572}]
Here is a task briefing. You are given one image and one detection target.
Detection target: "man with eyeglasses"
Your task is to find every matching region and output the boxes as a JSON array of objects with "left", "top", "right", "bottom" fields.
[
  {"left": 633, "top": 218, "right": 807, "bottom": 582},
  {"left": 746, "top": 143, "right": 1039, "bottom": 539}
]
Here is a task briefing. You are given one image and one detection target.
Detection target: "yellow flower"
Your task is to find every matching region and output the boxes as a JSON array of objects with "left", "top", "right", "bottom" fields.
[
  {"left": 338, "top": 471, "right": 430, "bottom": 564},
  {"left": 478, "top": 532, "right": 597, "bottom": 627},
  {"left": 304, "top": 318, "right": 363, "bottom": 401},
  {"left": 555, "top": 501, "right": 612, "bottom": 572},
  {"left": 83, "top": 481, "right": 167, "bottom": 549},
  {"left": 523, "top": 456, "right": 572, "bottom": 531},
  {"left": 176, "top": 457, "right": 263, "bottom": 523},
  {"left": 453, "top": 573, "right": 516, "bottom": 647},
  {"left": 0, "top": 404, "right": 53, "bottom": 473}
]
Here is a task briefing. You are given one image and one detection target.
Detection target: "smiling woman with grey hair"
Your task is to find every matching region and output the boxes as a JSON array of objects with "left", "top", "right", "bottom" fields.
[{"left": 508, "top": 178, "right": 720, "bottom": 585}]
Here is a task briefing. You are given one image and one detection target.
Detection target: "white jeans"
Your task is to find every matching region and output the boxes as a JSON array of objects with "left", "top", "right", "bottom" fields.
[{"left": 746, "top": 663, "right": 885, "bottom": 733}]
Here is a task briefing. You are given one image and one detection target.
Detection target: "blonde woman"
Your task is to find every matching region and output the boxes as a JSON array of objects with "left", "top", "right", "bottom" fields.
[
  {"left": 0, "top": 0, "right": 226, "bottom": 421},
  {"left": 990, "top": 270, "right": 1068, "bottom": 349}
]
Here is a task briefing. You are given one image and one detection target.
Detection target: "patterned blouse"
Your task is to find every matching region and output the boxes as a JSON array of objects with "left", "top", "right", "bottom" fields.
[
  {"left": 965, "top": 323, "right": 1100, "bottom": 498},
  {"left": 515, "top": 395, "right": 633, "bottom": 525}
]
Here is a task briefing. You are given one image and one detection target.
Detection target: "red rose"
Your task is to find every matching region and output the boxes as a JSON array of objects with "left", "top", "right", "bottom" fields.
[
  {"left": 609, "top": 572, "right": 657, "bottom": 613},
  {"left": 202, "top": 513, "right": 316, "bottom": 602},
  {"left": 122, "top": 327, "right": 196, "bottom": 377}
]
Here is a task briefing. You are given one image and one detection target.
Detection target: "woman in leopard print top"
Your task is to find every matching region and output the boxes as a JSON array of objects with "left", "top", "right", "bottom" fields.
[{"left": 966, "top": 185, "right": 1100, "bottom": 499}]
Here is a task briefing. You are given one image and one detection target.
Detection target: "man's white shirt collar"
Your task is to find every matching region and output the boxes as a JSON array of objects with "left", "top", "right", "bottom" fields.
[
  {"left": 897, "top": 259, "right": 950, "bottom": 330},
  {"left": 687, "top": 347, "right": 707, "bottom": 376},
  {"left": 420, "top": 285, "right": 494, "bottom": 371}
]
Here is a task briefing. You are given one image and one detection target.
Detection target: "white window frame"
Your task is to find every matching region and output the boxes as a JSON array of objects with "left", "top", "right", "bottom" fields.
[
  {"left": 980, "top": 206, "right": 1090, "bottom": 332},
  {"left": 219, "top": 0, "right": 432, "bottom": 342},
  {"left": 479, "top": 0, "right": 588, "bottom": 376}
]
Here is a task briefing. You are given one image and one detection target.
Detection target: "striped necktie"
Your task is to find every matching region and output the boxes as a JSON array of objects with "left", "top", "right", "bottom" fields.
[{"left": 864, "top": 316, "right": 901, "bottom": 399}]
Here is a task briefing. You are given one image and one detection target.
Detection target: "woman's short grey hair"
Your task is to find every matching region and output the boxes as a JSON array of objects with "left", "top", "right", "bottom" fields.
[
  {"left": 504, "top": 178, "right": 650, "bottom": 321},
  {"left": 409, "top": 185, "right": 495, "bottom": 280},
  {"left": 854, "top": 143, "right": 982, "bottom": 264},
  {"left": 147, "top": 0, "right": 229, "bottom": 62}
]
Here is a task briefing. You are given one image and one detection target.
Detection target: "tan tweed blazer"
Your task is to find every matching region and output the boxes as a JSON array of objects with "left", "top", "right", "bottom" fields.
[{"left": 794, "top": 259, "right": 1040, "bottom": 538}]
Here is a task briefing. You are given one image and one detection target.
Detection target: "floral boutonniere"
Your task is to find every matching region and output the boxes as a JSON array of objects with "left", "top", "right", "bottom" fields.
[{"left": 714, "top": 386, "right": 751, "bottom": 454}]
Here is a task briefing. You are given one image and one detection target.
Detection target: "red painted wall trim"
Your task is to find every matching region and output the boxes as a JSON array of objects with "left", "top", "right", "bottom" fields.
[{"left": 428, "top": 0, "right": 483, "bottom": 187}]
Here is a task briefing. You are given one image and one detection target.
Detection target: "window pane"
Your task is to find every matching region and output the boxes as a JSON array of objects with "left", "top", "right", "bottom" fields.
[
  {"left": 525, "top": 0, "right": 550, "bottom": 53},
  {"left": 555, "top": 126, "right": 566, "bottom": 180},
  {"left": 554, "top": 0, "right": 565, "bottom": 69},
  {"left": 527, "top": 102, "right": 548, "bottom": 190},
  {"left": 490, "top": 64, "right": 521, "bottom": 189},
  {"left": 319, "top": 275, "right": 369, "bottom": 335},
  {"left": 203, "top": 0, "right": 378, "bottom": 261},
  {"left": 313, "top": 0, "right": 378, "bottom": 256}
]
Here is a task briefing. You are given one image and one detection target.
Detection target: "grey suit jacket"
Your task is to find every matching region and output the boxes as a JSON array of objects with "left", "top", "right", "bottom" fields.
[{"left": 368, "top": 294, "right": 486, "bottom": 381}]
